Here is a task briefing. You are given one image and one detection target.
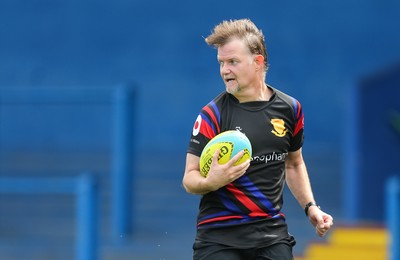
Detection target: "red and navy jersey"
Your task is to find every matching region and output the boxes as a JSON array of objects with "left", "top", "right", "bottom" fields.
[{"left": 187, "top": 86, "right": 304, "bottom": 233}]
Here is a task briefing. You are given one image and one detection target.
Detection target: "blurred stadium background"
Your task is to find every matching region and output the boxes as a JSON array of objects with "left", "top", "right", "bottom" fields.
[{"left": 0, "top": 0, "right": 399, "bottom": 259}]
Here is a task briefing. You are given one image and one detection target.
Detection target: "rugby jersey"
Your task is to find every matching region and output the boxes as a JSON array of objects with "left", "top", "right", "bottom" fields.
[{"left": 187, "top": 86, "right": 304, "bottom": 232}]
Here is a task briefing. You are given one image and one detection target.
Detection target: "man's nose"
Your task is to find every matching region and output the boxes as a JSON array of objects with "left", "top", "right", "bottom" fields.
[{"left": 220, "top": 64, "right": 230, "bottom": 74}]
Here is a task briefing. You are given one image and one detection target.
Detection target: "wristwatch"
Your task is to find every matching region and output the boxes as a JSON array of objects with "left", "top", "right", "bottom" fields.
[{"left": 304, "top": 201, "right": 320, "bottom": 216}]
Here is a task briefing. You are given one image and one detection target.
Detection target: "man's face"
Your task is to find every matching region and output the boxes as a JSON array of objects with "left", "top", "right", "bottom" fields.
[{"left": 217, "top": 38, "right": 257, "bottom": 95}]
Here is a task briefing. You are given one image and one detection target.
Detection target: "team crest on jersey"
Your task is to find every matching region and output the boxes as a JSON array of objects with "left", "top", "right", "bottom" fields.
[{"left": 271, "top": 119, "right": 287, "bottom": 137}]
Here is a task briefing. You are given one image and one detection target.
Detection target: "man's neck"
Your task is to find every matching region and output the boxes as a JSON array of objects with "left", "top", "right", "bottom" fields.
[{"left": 233, "top": 82, "right": 272, "bottom": 103}]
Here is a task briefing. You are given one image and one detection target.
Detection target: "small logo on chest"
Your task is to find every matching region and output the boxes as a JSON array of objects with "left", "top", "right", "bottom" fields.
[{"left": 270, "top": 119, "right": 287, "bottom": 137}]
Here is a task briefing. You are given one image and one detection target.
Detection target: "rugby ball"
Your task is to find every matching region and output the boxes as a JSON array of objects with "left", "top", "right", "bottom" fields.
[{"left": 199, "top": 130, "right": 252, "bottom": 177}]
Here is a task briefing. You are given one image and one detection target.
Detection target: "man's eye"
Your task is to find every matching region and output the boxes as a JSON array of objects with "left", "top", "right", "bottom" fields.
[{"left": 219, "top": 60, "right": 237, "bottom": 66}]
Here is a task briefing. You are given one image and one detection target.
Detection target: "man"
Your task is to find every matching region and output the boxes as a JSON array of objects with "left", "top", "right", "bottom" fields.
[{"left": 183, "top": 18, "right": 333, "bottom": 260}]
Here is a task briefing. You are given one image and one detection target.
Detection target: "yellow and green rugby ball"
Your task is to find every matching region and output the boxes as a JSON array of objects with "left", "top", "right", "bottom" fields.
[{"left": 199, "top": 130, "right": 252, "bottom": 177}]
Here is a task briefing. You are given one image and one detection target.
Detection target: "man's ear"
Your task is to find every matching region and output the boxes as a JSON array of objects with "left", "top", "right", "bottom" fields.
[{"left": 255, "top": 55, "right": 265, "bottom": 70}]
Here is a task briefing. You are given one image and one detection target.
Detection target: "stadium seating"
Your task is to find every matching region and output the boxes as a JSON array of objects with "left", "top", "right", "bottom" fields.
[{"left": 295, "top": 226, "right": 389, "bottom": 260}]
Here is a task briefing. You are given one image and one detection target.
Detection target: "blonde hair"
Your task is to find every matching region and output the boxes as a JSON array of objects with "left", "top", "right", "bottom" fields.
[{"left": 205, "top": 19, "right": 268, "bottom": 71}]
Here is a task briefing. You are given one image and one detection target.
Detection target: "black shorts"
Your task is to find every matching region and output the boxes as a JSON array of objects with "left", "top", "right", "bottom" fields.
[{"left": 193, "top": 240, "right": 294, "bottom": 260}]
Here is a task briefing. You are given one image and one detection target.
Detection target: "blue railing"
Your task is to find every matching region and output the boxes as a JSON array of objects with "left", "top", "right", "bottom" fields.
[
  {"left": 0, "top": 173, "right": 98, "bottom": 260},
  {"left": 0, "top": 85, "right": 136, "bottom": 259},
  {"left": 0, "top": 86, "right": 136, "bottom": 242}
]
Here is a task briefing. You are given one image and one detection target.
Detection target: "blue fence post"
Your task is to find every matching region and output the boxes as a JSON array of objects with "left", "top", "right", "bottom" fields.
[
  {"left": 112, "top": 85, "right": 136, "bottom": 242},
  {"left": 386, "top": 175, "right": 400, "bottom": 260},
  {"left": 76, "top": 173, "right": 99, "bottom": 260}
]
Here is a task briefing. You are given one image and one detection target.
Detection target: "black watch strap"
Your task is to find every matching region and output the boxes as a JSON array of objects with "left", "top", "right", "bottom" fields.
[{"left": 304, "top": 201, "right": 320, "bottom": 216}]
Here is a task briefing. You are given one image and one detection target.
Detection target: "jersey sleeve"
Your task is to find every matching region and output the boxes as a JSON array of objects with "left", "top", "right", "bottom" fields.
[
  {"left": 289, "top": 98, "right": 304, "bottom": 151},
  {"left": 187, "top": 100, "right": 221, "bottom": 157}
]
